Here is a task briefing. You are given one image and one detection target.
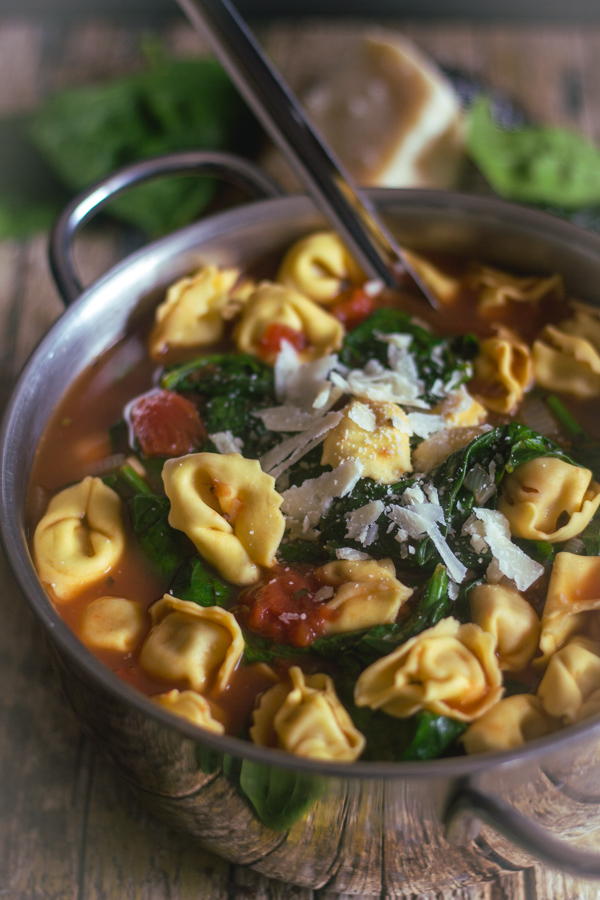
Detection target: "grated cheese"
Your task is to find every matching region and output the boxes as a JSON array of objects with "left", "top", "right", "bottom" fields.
[
  {"left": 209, "top": 431, "right": 244, "bottom": 454},
  {"left": 280, "top": 458, "right": 363, "bottom": 529},
  {"left": 345, "top": 499, "right": 385, "bottom": 547}
]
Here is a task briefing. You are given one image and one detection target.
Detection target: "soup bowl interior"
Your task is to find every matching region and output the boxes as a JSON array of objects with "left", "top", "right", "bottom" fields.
[{"left": 4, "top": 188, "right": 600, "bottom": 892}]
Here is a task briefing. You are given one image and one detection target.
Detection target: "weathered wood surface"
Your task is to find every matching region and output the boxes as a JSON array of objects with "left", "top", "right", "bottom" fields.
[{"left": 1, "top": 14, "right": 600, "bottom": 899}]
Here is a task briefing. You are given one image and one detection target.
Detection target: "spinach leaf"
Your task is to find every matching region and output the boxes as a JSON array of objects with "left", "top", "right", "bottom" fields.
[
  {"left": 398, "top": 712, "right": 467, "bottom": 761},
  {"left": 239, "top": 760, "right": 326, "bottom": 831},
  {"left": 162, "top": 353, "right": 278, "bottom": 458},
  {"left": 31, "top": 58, "right": 259, "bottom": 236},
  {"left": 320, "top": 423, "right": 572, "bottom": 574},
  {"left": 338, "top": 308, "right": 478, "bottom": 405},
  {"left": 467, "top": 96, "right": 600, "bottom": 209},
  {"left": 103, "top": 462, "right": 154, "bottom": 500},
  {"left": 129, "top": 493, "right": 191, "bottom": 582},
  {"left": 170, "top": 557, "right": 232, "bottom": 607},
  {"left": 546, "top": 394, "right": 600, "bottom": 479}
]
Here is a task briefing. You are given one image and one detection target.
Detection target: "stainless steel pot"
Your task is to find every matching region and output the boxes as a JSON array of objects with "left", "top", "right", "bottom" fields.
[{"left": 3, "top": 151, "right": 600, "bottom": 894}]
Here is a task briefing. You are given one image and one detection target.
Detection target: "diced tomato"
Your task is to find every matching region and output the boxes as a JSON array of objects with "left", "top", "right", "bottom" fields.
[
  {"left": 256, "top": 323, "right": 308, "bottom": 362},
  {"left": 237, "top": 565, "right": 336, "bottom": 647},
  {"left": 130, "top": 389, "right": 206, "bottom": 457},
  {"left": 332, "top": 287, "right": 378, "bottom": 329}
]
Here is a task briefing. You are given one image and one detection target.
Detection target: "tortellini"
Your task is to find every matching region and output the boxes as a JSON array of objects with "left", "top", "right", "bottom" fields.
[
  {"left": 33, "top": 476, "right": 125, "bottom": 603},
  {"left": 354, "top": 617, "right": 503, "bottom": 722},
  {"left": 469, "top": 583, "right": 540, "bottom": 671},
  {"left": 148, "top": 266, "right": 241, "bottom": 360},
  {"left": 432, "top": 385, "right": 487, "bottom": 428},
  {"left": 139, "top": 595, "right": 244, "bottom": 693},
  {"left": 498, "top": 457, "right": 600, "bottom": 543},
  {"left": 472, "top": 336, "right": 533, "bottom": 414},
  {"left": 468, "top": 263, "right": 563, "bottom": 312},
  {"left": 153, "top": 689, "right": 225, "bottom": 734},
  {"left": 400, "top": 250, "right": 461, "bottom": 305},
  {"left": 234, "top": 281, "right": 344, "bottom": 361},
  {"left": 162, "top": 452, "right": 285, "bottom": 586},
  {"left": 321, "top": 398, "right": 411, "bottom": 483},
  {"left": 277, "top": 231, "right": 362, "bottom": 304},
  {"left": 462, "top": 694, "right": 557, "bottom": 754},
  {"left": 250, "top": 666, "right": 365, "bottom": 761},
  {"left": 537, "top": 637, "right": 600, "bottom": 723},
  {"left": 79, "top": 596, "right": 145, "bottom": 652},
  {"left": 315, "top": 558, "right": 413, "bottom": 635},
  {"left": 538, "top": 552, "right": 600, "bottom": 665},
  {"left": 533, "top": 323, "right": 600, "bottom": 397}
]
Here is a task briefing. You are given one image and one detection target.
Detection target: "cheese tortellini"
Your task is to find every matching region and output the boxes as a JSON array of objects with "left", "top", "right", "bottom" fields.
[
  {"left": 321, "top": 398, "right": 411, "bottom": 483},
  {"left": 162, "top": 452, "right": 285, "bottom": 585},
  {"left": 277, "top": 230, "right": 362, "bottom": 304},
  {"left": 233, "top": 281, "right": 344, "bottom": 361},
  {"left": 79, "top": 596, "right": 145, "bottom": 652},
  {"left": 315, "top": 558, "right": 413, "bottom": 635},
  {"left": 153, "top": 689, "right": 225, "bottom": 734},
  {"left": 498, "top": 458, "right": 600, "bottom": 543},
  {"left": 468, "top": 263, "right": 563, "bottom": 312},
  {"left": 148, "top": 265, "right": 241, "bottom": 360},
  {"left": 250, "top": 666, "right": 365, "bottom": 761},
  {"left": 469, "top": 583, "right": 540, "bottom": 671},
  {"left": 354, "top": 617, "right": 503, "bottom": 722},
  {"left": 538, "top": 553, "right": 600, "bottom": 665},
  {"left": 462, "top": 694, "right": 557, "bottom": 754},
  {"left": 140, "top": 596, "right": 244, "bottom": 693},
  {"left": 473, "top": 336, "right": 533, "bottom": 414},
  {"left": 33, "top": 476, "right": 125, "bottom": 603},
  {"left": 537, "top": 637, "right": 600, "bottom": 723},
  {"left": 533, "top": 323, "right": 600, "bottom": 398}
]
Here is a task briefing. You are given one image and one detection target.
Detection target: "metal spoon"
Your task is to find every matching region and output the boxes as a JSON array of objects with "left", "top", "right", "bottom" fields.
[{"left": 175, "top": 0, "right": 437, "bottom": 301}]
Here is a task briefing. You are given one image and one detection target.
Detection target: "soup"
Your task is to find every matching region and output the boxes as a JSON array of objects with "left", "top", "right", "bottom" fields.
[{"left": 28, "top": 230, "right": 600, "bottom": 762}]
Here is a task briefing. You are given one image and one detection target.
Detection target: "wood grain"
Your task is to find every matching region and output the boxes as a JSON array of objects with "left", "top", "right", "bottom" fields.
[{"left": 2, "top": 14, "right": 600, "bottom": 899}]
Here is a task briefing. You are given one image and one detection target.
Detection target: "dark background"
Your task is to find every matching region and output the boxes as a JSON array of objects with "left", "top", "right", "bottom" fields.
[{"left": 2, "top": 0, "right": 600, "bottom": 21}]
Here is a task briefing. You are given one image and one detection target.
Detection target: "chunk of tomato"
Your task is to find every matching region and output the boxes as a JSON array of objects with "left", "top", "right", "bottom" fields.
[
  {"left": 237, "top": 565, "right": 336, "bottom": 647},
  {"left": 256, "top": 323, "right": 308, "bottom": 362},
  {"left": 130, "top": 389, "right": 206, "bottom": 458},
  {"left": 331, "top": 287, "right": 378, "bottom": 329}
]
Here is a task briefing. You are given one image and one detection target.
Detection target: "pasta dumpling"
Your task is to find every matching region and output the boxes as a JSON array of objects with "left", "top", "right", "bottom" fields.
[
  {"left": 148, "top": 266, "right": 241, "bottom": 360},
  {"left": 354, "top": 617, "right": 503, "bottom": 722},
  {"left": 468, "top": 263, "right": 563, "bottom": 312},
  {"left": 79, "top": 596, "right": 145, "bottom": 652},
  {"left": 431, "top": 385, "right": 487, "bottom": 428},
  {"left": 538, "top": 552, "right": 600, "bottom": 664},
  {"left": 277, "top": 231, "right": 362, "bottom": 304},
  {"left": 412, "top": 425, "right": 491, "bottom": 473},
  {"left": 400, "top": 249, "right": 461, "bottom": 305},
  {"left": 472, "top": 336, "right": 533, "bottom": 414},
  {"left": 469, "top": 583, "right": 540, "bottom": 671},
  {"left": 153, "top": 688, "right": 225, "bottom": 734},
  {"left": 315, "top": 558, "right": 413, "bottom": 635},
  {"left": 140, "top": 595, "right": 244, "bottom": 693},
  {"left": 162, "top": 452, "right": 285, "bottom": 585},
  {"left": 33, "top": 476, "right": 125, "bottom": 603},
  {"left": 533, "top": 324, "right": 600, "bottom": 397},
  {"left": 498, "top": 457, "right": 600, "bottom": 543},
  {"left": 321, "top": 398, "right": 411, "bottom": 483},
  {"left": 234, "top": 281, "right": 344, "bottom": 361},
  {"left": 537, "top": 637, "right": 600, "bottom": 723},
  {"left": 462, "top": 694, "right": 556, "bottom": 754},
  {"left": 250, "top": 666, "right": 365, "bottom": 761}
]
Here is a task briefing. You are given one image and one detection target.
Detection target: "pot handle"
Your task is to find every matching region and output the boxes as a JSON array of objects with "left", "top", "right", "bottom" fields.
[
  {"left": 445, "top": 782, "right": 600, "bottom": 879},
  {"left": 49, "top": 150, "right": 285, "bottom": 306}
]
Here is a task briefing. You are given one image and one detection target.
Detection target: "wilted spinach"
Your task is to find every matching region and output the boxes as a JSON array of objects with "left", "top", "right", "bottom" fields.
[{"left": 338, "top": 308, "right": 478, "bottom": 405}]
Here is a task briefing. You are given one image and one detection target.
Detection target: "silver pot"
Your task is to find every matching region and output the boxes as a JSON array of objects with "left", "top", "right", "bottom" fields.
[{"left": 3, "top": 151, "right": 600, "bottom": 894}]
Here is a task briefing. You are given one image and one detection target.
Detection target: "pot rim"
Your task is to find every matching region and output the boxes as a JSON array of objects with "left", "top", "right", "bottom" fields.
[{"left": 4, "top": 185, "right": 600, "bottom": 779}]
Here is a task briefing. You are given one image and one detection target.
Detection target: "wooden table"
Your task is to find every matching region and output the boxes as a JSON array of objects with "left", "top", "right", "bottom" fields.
[{"left": 1, "top": 13, "right": 600, "bottom": 899}]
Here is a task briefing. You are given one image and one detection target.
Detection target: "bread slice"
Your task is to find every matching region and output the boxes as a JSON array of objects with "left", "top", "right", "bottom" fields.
[{"left": 296, "top": 32, "right": 464, "bottom": 190}]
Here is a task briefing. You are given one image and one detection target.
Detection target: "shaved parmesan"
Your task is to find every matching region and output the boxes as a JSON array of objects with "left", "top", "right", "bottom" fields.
[
  {"left": 336, "top": 548, "right": 371, "bottom": 561},
  {"left": 274, "top": 343, "right": 341, "bottom": 410},
  {"left": 347, "top": 402, "right": 377, "bottom": 432},
  {"left": 345, "top": 499, "right": 385, "bottom": 546},
  {"left": 462, "top": 508, "right": 544, "bottom": 591},
  {"left": 260, "top": 410, "right": 343, "bottom": 476},
  {"left": 406, "top": 412, "right": 446, "bottom": 438},
  {"left": 281, "top": 458, "right": 363, "bottom": 528},
  {"left": 253, "top": 405, "right": 316, "bottom": 432},
  {"left": 209, "top": 431, "right": 244, "bottom": 454}
]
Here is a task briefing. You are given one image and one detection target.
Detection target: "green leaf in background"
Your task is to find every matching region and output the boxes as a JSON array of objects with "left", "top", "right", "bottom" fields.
[
  {"left": 467, "top": 96, "right": 600, "bottom": 209},
  {"left": 0, "top": 115, "right": 68, "bottom": 239},
  {"left": 239, "top": 759, "right": 326, "bottom": 831},
  {"left": 28, "top": 57, "right": 259, "bottom": 236}
]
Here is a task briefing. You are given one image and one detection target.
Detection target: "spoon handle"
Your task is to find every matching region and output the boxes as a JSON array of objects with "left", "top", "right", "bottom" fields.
[{"left": 176, "top": 0, "right": 410, "bottom": 290}]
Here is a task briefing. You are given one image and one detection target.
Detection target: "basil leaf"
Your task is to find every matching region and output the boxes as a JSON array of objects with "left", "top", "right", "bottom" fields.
[
  {"left": 170, "top": 557, "right": 232, "bottom": 607},
  {"left": 467, "top": 96, "right": 600, "bottom": 209},
  {"left": 239, "top": 760, "right": 326, "bottom": 831}
]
